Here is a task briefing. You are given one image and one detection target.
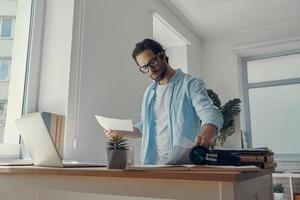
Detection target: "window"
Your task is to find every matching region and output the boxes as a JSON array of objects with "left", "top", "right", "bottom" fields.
[
  {"left": 0, "top": 18, "right": 14, "bottom": 38},
  {"left": 242, "top": 51, "right": 300, "bottom": 159},
  {"left": 0, "top": 59, "right": 10, "bottom": 143},
  {"left": 0, "top": 59, "right": 11, "bottom": 81},
  {"left": 153, "top": 12, "right": 190, "bottom": 73},
  {"left": 0, "top": 0, "right": 44, "bottom": 158},
  {"left": 0, "top": 100, "right": 7, "bottom": 127}
]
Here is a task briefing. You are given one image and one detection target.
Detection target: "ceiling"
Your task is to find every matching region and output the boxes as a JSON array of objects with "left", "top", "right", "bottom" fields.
[{"left": 163, "top": 0, "right": 300, "bottom": 41}]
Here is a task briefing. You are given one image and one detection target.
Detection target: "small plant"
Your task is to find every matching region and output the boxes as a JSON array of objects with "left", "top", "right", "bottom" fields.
[
  {"left": 207, "top": 89, "right": 241, "bottom": 147},
  {"left": 106, "top": 135, "right": 128, "bottom": 150},
  {"left": 273, "top": 183, "right": 285, "bottom": 193}
]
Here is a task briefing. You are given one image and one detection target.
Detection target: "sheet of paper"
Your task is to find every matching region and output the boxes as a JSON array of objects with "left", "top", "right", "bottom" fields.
[
  {"left": 95, "top": 115, "right": 133, "bottom": 131},
  {"left": 126, "top": 164, "right": 189, "bottom": 171}
]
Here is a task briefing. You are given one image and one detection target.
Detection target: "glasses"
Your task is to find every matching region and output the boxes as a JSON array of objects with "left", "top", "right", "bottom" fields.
[{"left": 139, "top": 54, "right": 161, "bottom": 74}]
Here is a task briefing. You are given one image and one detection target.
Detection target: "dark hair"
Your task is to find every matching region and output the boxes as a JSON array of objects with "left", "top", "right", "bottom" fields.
[{"left": 132, "top": 39, "right": 169, "bottom": 65}]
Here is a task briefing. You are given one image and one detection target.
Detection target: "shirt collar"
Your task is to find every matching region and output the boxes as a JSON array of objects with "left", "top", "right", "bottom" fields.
[
  {"left": 150, "top": 69, "right": 183, "bottom": 90},
  {"left": 169, "top": 68, "right": 183, "bottom": 83}
]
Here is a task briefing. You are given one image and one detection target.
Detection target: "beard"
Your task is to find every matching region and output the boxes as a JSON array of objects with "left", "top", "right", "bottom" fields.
[{"left": 151, "top": 63, "right": 168, "bottom": 82}]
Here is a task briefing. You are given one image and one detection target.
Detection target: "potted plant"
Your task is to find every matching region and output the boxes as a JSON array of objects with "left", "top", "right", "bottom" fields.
[
  {"left": 106, "top": 135, "right": 129, "bottom": 169},
  {"left": 207, "top": 89, "right": 241, "bottom": 147},
  {"left": 273, "top": 183, "right": 284, "bottom": 200}
]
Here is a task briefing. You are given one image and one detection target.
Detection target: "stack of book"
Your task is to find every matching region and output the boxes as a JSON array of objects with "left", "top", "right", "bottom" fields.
[
  {"left": 41, "top": 112, "right": 65, "bottom": 158},
  {"left": 212, "top": 147, "right": 276, "bottom": 169}
]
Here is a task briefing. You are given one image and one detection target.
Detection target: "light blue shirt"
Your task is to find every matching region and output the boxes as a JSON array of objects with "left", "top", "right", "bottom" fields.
[{"left": 135, "top": 69, "right": 223, "bottom": 164}]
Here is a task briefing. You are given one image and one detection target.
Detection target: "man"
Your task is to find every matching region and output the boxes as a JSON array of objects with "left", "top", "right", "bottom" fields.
[{"left": 105, "top": 39, "right": 223, "bottom": 165}]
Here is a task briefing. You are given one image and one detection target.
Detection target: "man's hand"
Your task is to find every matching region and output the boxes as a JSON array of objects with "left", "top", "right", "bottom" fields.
[
  {"left": 104, "top": 129, "right": 123, "bottom": 140},
  {"left": 195, "top": 135, "right": 212, "bottom": 148},
  {"left": 194, "top": 124, "right": 217, "bottom": 148},
  {"left": 104, "top": 128, "right": 142, "bottom": 139}
]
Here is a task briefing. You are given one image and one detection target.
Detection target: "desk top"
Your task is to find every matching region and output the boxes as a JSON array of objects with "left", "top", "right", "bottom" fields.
[{"left": 0, "top": 166, "right": 274, "bottom": 182}]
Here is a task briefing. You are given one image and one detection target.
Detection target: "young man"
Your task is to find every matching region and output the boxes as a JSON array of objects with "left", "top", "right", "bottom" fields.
[{"left": 106, "top": 39, "right": 223, "bottom": 165}]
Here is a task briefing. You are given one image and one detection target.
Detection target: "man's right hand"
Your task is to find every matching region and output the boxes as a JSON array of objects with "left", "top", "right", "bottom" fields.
[
  {"left": 104, "top": 128, "right": 142, "bottom": 139},
  {"left": 104, "top": 129, "right": 123, "bottom": 140}
]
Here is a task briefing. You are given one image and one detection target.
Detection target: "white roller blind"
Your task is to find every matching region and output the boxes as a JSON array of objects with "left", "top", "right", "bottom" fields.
[
  {"left": 247, "top": 53, "right": 300, "bottom": 83},
  {"left": 249, "top": 84, "right": 300, "bottom": 154}
]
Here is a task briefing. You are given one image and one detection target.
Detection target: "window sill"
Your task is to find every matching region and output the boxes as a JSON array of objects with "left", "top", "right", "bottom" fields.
[
  {"left": 0, "top": 37, "right": 13, "bottom": 40},
  {"left": 0, "top": 143, "right": 20, "bottom": 159}
]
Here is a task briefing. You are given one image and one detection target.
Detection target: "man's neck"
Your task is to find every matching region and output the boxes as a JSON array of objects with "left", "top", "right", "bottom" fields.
[{"left": 159, "top": 66, "right": 176, "bottom": 85}]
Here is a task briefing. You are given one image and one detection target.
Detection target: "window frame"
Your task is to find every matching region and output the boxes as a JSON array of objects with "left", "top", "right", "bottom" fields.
[
  {"left": 152, "top": 12, "right": 190, "bottom": 74},
  {"left": 241, "top": 49, "right": 300, "bottom": 151},
  {"left": 0, "top": 0, "right": 45, "bottom": 159}
]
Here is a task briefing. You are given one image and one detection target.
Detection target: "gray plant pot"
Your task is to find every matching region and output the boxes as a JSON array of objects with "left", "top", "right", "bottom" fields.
[
  {"left": 274, "top": 193, "right": 284, "bottom": 200},
  {"left": 107, "top": 149, "right": 128, "bottom": 169}
]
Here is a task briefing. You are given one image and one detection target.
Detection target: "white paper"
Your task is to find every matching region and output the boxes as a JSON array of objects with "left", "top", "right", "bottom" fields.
[
  {"left": 95, "top": 115, "right": 134, "bottom": 131},
  {"left": 126, "top": 164, "right": 188, "bottom": 171}
]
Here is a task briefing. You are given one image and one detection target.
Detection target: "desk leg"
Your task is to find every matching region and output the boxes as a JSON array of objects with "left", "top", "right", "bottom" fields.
[{"left": 234, "top": 174, "right": 273, "bottom": 200}]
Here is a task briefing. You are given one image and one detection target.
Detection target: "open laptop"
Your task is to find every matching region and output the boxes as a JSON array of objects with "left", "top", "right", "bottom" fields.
[{"left": 15, "top": 112, "right": 106, "bottom": 168}]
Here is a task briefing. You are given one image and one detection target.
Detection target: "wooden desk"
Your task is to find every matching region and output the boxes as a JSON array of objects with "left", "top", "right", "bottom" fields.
[{"left": 0, "top": 166, "right": 274, "bottom": 200}]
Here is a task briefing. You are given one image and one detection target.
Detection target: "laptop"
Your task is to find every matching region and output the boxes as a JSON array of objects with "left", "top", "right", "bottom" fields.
[{"left": 15, "top": 112, "right": 106, "bottom": 168}]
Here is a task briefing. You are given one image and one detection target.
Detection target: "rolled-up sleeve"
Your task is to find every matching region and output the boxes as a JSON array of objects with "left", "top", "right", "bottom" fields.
[
  {"left": 134, "top": 121, "right": 143, "bottom": 134},
  {"left": 190, "top": 79, "right": 223, "bottom": 133}
]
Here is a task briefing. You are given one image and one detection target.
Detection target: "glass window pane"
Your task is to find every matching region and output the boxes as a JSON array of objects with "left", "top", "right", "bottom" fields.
[
  {"left": 247, "top": 53, "right": 300, "bottom": 83},
  {"left": 0, "top": 0, "right": 29, "bottom": 144},
  {"left": 249, "top": 84, "right": 300, "bottom": 154},
  {"left": 0, "top": 100, "right": 7, "bottom": 127},
  {"left": 1, "top": 19, "right": 12, "bottom": 38},
  {"left": 0, "top": 61, "right": 10, "bottom": 81}
]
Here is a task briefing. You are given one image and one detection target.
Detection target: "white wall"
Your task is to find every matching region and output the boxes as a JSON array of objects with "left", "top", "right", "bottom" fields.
[
  {"left": 0, "top": 40, "right": 13, "bottom": 56},
  {"left": 38, "top": 0, "right": 74, "bottom": 115},
  {"left": 202, "top": 38, "right": 241, "bottom": 103},
  {"left": 0, "top": 0, "right": 16, "bottom": 16},
  {"left": 37, "top": 0, "right": 203, "bottom": 163},
  {"left": 167, "top": 45, "right": 188, "bottom": 73}
]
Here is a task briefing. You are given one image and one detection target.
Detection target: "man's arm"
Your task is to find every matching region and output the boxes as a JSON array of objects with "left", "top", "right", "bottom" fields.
[
  {"left": 194, "top": 124, "right": 217, "bottom": 148},
  {"left": 190, "top": 79, "right": 223, "bottom": 147},
  {"left": 104, "top": 127, "right": 142, "bottom": 139}
]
